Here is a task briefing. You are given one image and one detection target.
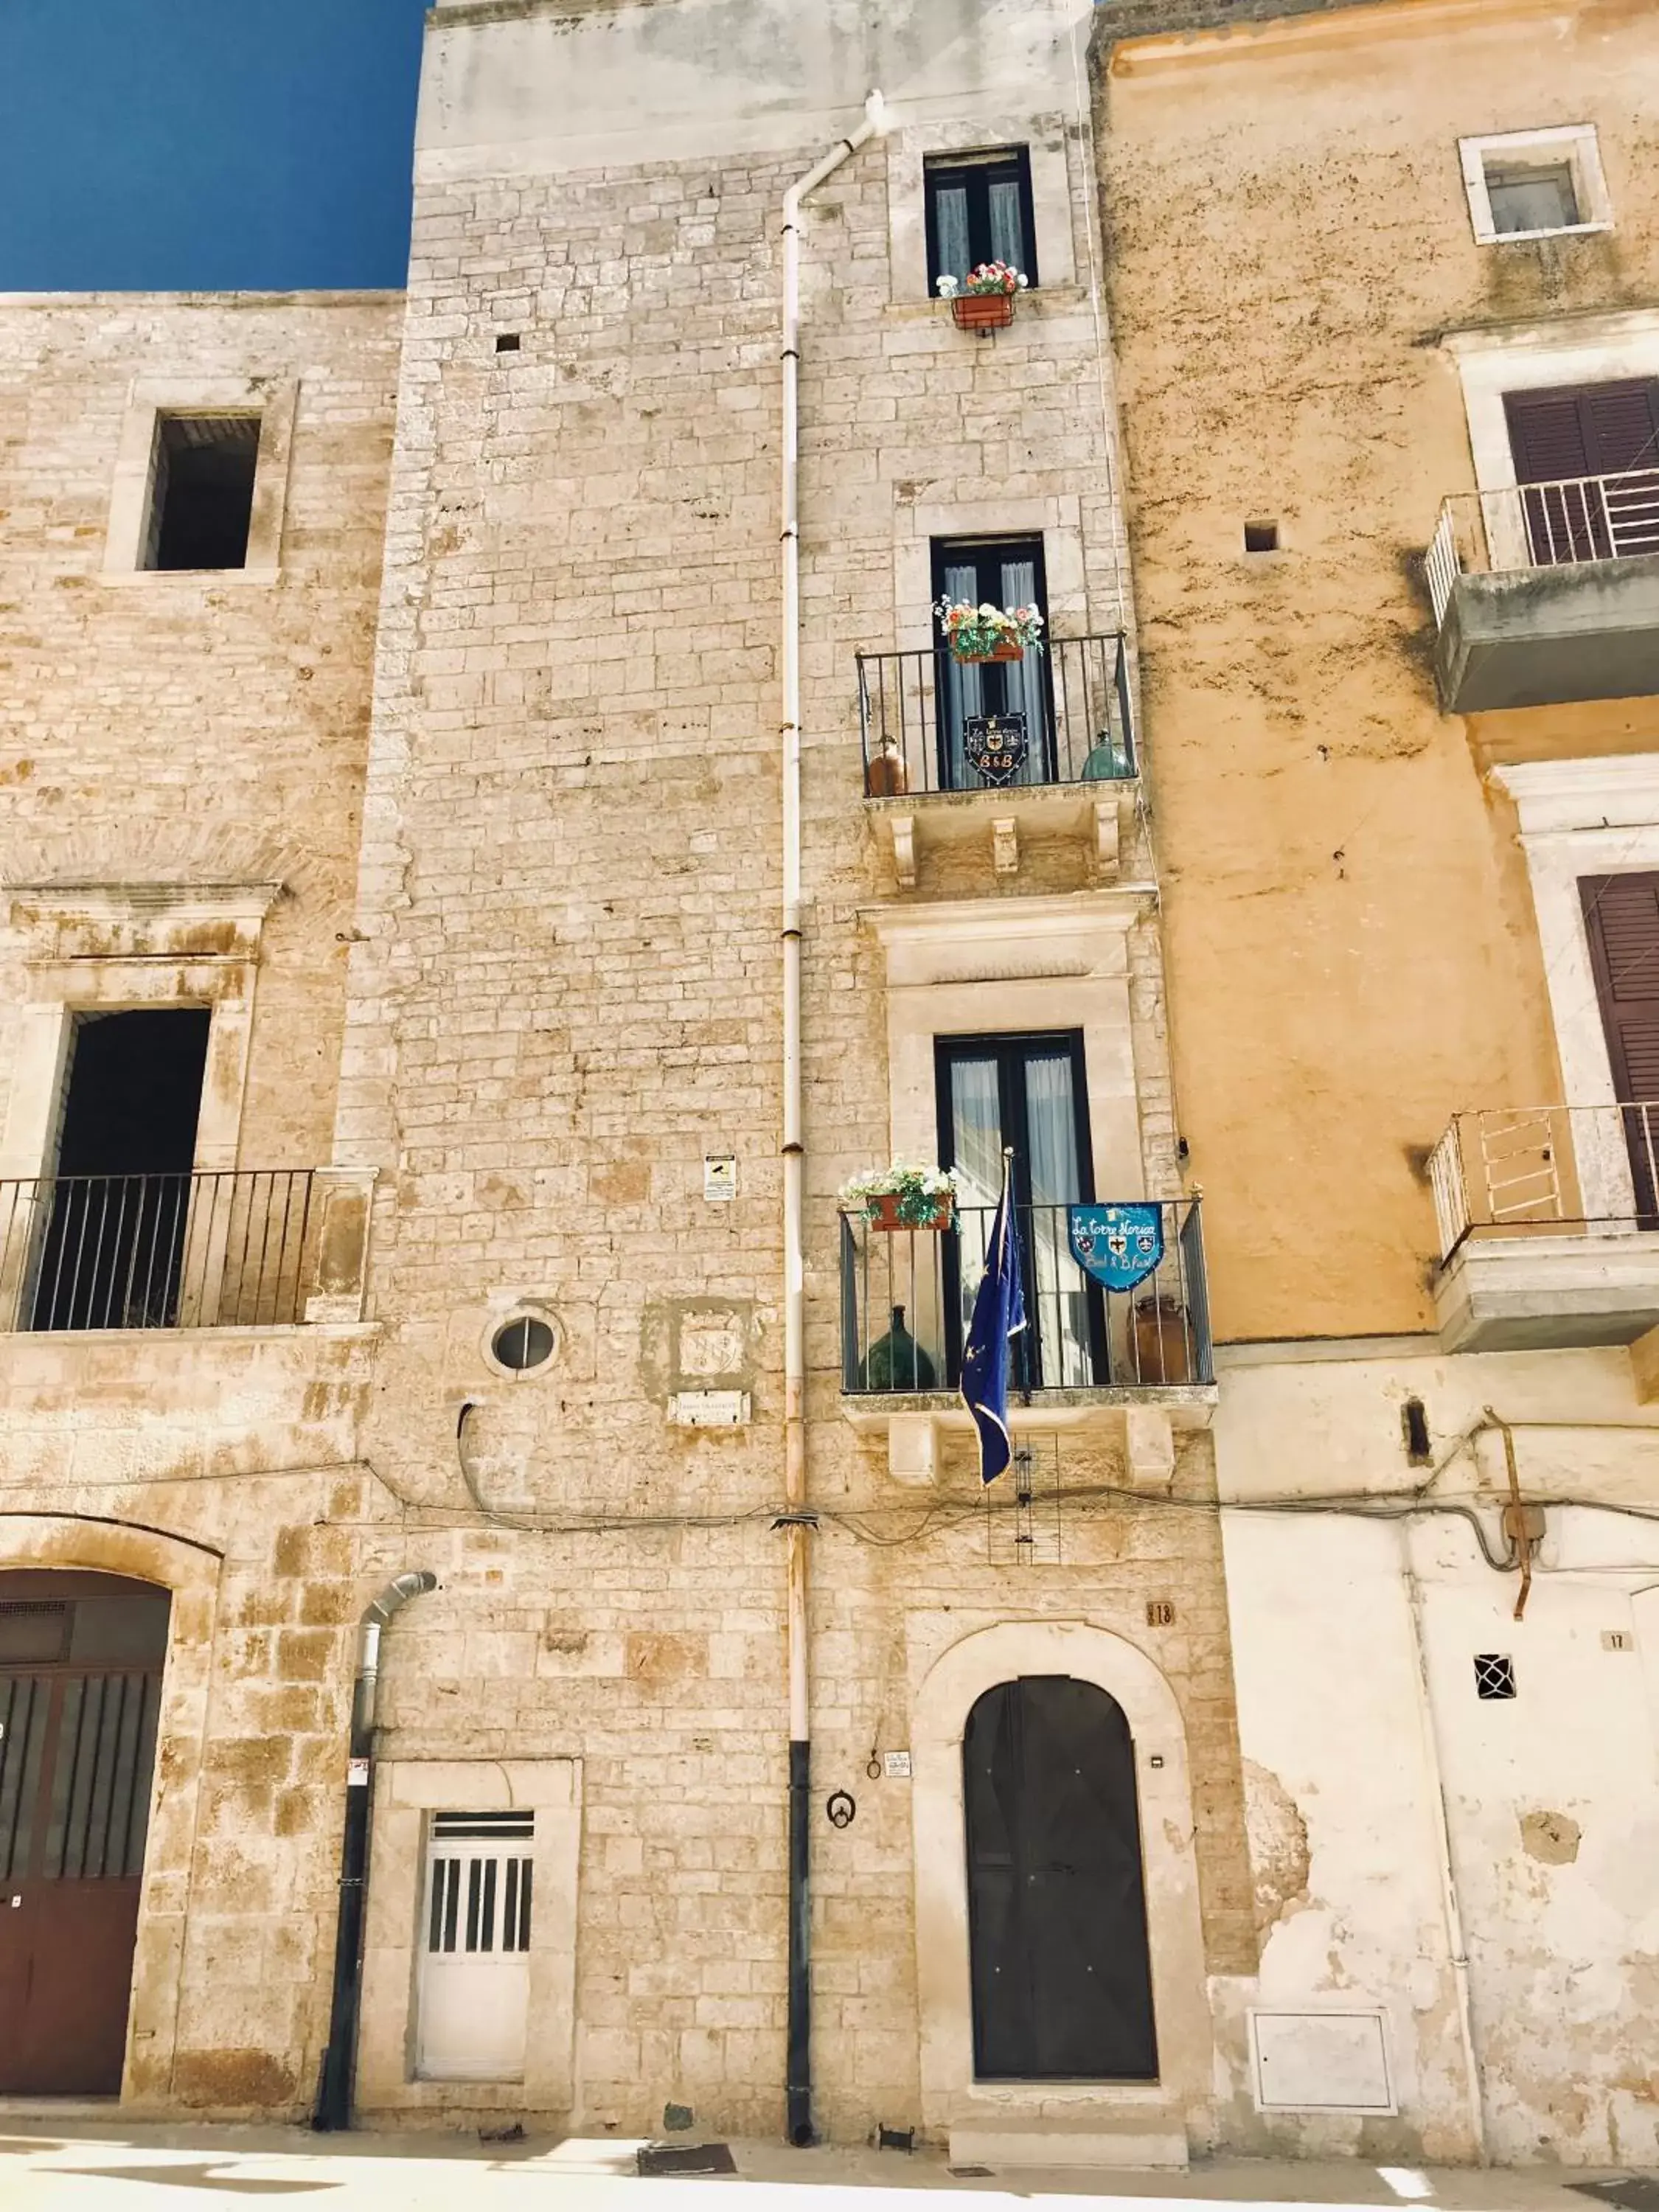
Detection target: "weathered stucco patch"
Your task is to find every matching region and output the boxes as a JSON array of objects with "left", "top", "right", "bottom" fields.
[
  {"left": 1244, "top": 1758, "right": 1311, "bottom": 1934},
  {"left": 1520, "top": 1808, "right": 1582, "bottom": 1865}
]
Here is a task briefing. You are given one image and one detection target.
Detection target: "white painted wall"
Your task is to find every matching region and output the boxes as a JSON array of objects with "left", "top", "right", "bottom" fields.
[{"left": 1215, "top": 1340, "right": 1659, "bottom": 2163}]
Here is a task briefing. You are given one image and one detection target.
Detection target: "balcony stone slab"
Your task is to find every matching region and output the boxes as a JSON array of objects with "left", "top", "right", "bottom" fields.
[
  {"left": 840, "top": 1386, "right": 1217, "bottom": 1488},
  {"left": 1435, "top": 1230, "right": 1659, "bottom": 1352},
  {"left": 1434, "top": 554, "right": 1659, "bottom": 712}
]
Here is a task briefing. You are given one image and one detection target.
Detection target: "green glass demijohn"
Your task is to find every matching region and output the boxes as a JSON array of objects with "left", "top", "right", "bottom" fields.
[{"left": 862, "top": 1304, "right": 936, "bottom": 1391}]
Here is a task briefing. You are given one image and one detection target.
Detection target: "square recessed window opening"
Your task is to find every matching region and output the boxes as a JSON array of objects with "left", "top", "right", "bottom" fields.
[
  {"left": 143, "top": 412, "right": 262, "bottom": 572},
  {"left": 1460, "top": 127, "right": 1611, "bottom": 245},
  {"left": 925, "top": 147, "right": 1038, "bottom": 292}
]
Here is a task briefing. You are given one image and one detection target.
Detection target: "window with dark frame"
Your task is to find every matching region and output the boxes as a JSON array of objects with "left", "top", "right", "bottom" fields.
[
  {"left": 142, "top": 412, "right": 261, "bottom": 572},
  {"left": 925, "top": 148, "right": 1038, "bottom": 292}
]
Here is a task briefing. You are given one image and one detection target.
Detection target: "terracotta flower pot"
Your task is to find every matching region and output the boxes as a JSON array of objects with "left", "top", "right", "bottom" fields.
[
  {"left": 951, "top": 291, "right": 1015, "bottom": 333},
  {"left": 1133, "top": 1294, "right": 1192, "bottom": 1385},
  {"left": 955, "top": 641, "right": 1024, "bottom": 664},
  {"left": 865, "top": 745, "right": 908, "bottom": 798},
  {"left": 867, "top": 1190, "right": 954, "bottom": 1233}
]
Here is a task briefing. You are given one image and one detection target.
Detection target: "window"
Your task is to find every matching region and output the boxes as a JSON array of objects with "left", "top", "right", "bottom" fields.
[
  {"left": 1459, "top": 127, "right": 1611, "bottom": 244},
  {"left": 925, "top": 148, "right": 1037, "bottom": 291},
  {"left": 931, "top": 535, "right": 1051, "bottom": 790},
  {"left": 142, "top": 413, "right": 261, "bottom": 571},
  {"left": 936, "top": 1031, "right": 1100, "bottom": 1391},
  {"left": 1503, "top": 380, "right": 1659, "bottom": 562}
]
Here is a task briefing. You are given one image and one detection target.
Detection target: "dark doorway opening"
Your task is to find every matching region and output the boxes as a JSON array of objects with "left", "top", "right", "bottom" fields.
[
  {"left": 964, "top": 1675, "right": 1157, "bottom": 2081},
  {"left": 30, "top": 1009, "right": 210, "bottom": 1331},
  {"left": 144, "top": 414, "right": 261, "bottom": 572},
  {"left": 0, "top": 1568, "right": 170, "bottom": 2095}
]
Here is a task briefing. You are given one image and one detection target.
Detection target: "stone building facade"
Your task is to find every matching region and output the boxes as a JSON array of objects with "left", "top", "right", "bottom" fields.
[
  {"left": 0, "top": 0, "right": 1256, "bottom": 2163},
  {"left": 1096, "top": 0, "right": 1659, "bottom": 2168},
  {"left": 7, "top": 0, "right": 1658, "bottom": 2171}
]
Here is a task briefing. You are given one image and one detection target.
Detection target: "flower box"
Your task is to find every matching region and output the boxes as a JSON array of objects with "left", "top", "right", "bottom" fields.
[
  {"left": 933, "top": 594, "right": 1045, "bottom": 665},
  {"left": 951, "top": 291, "right": 1015, "bottom": 334},
  {"left": 866, "top": 1190, "right": 953, "bottom": 1234},
  {"left": 838, "top": 1163, "right": 959, "bottom": 1234}
]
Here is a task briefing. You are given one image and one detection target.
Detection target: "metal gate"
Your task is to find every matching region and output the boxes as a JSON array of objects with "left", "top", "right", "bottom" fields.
[
  {"left": 964, "top": 1675, "right": 1158, "bottom": 2081},
  {"left": 415, "top": 1810, "right": 535, "bottom": 2081},
  {"left": 0, "top": 1574, "right": 168, "bottom": 2096}
]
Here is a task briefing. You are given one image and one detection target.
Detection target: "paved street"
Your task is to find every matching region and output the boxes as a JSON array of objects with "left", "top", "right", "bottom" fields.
[{"left": 0, "top": 2126, "right": 1649, "bottom": 2212}]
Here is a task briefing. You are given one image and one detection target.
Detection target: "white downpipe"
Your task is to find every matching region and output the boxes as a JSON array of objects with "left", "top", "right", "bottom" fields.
[
  {"left": 779, "top": 92, "right": 886, "bottom": 2148},
  {"left": 1399, "top": 1524, "right": 1488, "bottom": 2164},
  {"left": 779, "top": 86, "right": 885, "bottom": 1723}
]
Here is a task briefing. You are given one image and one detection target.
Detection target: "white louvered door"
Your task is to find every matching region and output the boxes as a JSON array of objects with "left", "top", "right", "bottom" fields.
[{"left": 415, "top": 1811, "right": 534, "bottom": 2081}]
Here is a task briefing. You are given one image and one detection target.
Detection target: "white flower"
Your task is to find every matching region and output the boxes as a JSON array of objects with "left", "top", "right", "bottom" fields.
[
  {"left": 1016, "top": 272, "right": 1029, "bottom": 288},
  {"left": 935, "top": 274, "right": 959, "bottom": 298},
  {"left": 978, "top": 602, "right": 998, "bottom": 618}
]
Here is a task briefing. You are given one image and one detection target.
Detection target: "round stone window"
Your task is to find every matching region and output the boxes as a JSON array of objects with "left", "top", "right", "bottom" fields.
[{"left": 489, "top": 1314, "right": 556, "bottom": 1374}]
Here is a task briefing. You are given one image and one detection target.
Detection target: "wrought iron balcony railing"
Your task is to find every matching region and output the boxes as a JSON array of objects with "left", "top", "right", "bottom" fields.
[
  {"left": 0, "top": 1169, "right": 362, "bottom": 1332},
  {"left": 840, "top": 1197, "right": 1211, "bottom": 1396},
  {"left": 1427, "top": 471, "right": 1659, "bottom": 626},
  {"left": 1428, "top": 1104, "right": 1659, "bottom": 1262},
  {"left": 855, "top": 632, "right": 1134, "bottom": 799}
]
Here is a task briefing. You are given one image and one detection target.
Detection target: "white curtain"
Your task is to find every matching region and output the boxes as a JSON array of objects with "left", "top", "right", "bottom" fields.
[
  {"left": 941, "top": 559, "right": 982, "bottom": 789},
  {"left": 1023, "top": 1054, "right": 1090, "bottom": 1386},
  {"left": 948, "top": 1056, "right": 1003, "bottom": 1349},
  {"left": 935, "top": 187, "right": 971, "bottom": 285},
  {"left": 988, "top": 180, "right": 1024, "bottom": 273},
  {"left": 1000, "top": 554, "right": 1047, "bottom": 786}
]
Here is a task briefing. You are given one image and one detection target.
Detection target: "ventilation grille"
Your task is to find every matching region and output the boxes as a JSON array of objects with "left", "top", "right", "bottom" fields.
[{"left": 431, "top": 1809, "right": 533, "bottom": 1841}]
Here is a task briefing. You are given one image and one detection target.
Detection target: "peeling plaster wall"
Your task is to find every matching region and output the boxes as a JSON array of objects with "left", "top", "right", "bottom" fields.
[
  {"left": 1095, "top": 0, "right": 1659, "bottom": 1340},
  {"left": 1217, "top": 1343, "right": 1659, "bottom": 2163}
]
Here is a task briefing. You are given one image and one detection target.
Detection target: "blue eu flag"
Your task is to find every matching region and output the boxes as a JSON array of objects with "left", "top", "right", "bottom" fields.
[{"left": 960, "top": 1168, "right": 1027, "bottom": 1485}]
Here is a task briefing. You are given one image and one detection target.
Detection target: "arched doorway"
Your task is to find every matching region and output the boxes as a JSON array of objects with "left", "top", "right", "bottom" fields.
[
  {"left": 964, "top": 1674, "right": 1157, "bottom": 2081},
  {"left": 0, "top": 1568, "right": 170, "bottom": 2094}
]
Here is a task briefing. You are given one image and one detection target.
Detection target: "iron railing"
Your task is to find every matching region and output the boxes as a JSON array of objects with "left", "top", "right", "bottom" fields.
[
  {"left": 840, "top": 1197, "right": 1211, "bottom": 1394},
  {"left": 1427, "top": 470, "right": 1659, "bottom": 626},
  {"left": 855, "top": 632, "right": 1134, "bottom": 799},
  {"left": 1428, "top": 1104, "right": 1659, "bottom": 1262},
  {"left": 0, "top": 1169, "right": 329, "bottom": 1331}
]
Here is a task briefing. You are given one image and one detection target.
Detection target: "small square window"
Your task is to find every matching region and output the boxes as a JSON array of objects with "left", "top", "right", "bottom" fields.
[
  {"left": 142, "top": 412, "right": 262, "bottom": 572},
  {"left": 1460, "top": 127, "right": 1611, "bottom": 245},
  {"left": 1474, "top": 1653, "right": 1517, "bottom": 1701},
  {"left": 1486, "top": 161, "right": 1579, "bottom": 236},
  {"left": 925, "top": 147, "right": 1037, "bottom": 292}
]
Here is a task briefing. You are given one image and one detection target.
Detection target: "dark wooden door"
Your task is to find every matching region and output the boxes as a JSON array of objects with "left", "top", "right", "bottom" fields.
[
  {"left": 1581, "top": 874, "right": 1659, "bottom": 1225},
  {"left": 964, "top": 1676, "right": 1157, "bottom": 2081},
  {"left": 0, "top": 1574, "right": 168, "bottom": 2095},
  {"left": 1504, "top": 381, "right": 1659, "bottom": 563}
]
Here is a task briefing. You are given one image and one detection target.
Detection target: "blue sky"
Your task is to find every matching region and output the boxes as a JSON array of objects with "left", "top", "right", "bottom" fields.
[{"left": 0, "top": 0, "right": 428, "bottom": 292}]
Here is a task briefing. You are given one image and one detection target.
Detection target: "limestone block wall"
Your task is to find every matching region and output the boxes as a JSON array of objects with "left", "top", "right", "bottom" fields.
[
  {"left": 327, "top": 0, "right": 1253, "bottom": 2146},
  {"left": 0, "top": 293, "right": 400, "bottom": 1170}
]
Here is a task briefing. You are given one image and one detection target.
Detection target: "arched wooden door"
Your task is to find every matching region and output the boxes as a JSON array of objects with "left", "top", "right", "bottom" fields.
[
  {"left": 0, "top": 1570, "right": 170, "bottom": 2094},
  {"left": 964, "top": 1674, "right": 1157, "bottom": 2081}
]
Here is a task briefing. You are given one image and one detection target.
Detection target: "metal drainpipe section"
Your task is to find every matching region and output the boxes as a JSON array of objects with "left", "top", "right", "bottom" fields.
[
  {"left": 778, "top": 90, "right": 885, "bottom": 2151},
  {"left": 313, "top": 1568, "right": 439, "bottom": 2132}
]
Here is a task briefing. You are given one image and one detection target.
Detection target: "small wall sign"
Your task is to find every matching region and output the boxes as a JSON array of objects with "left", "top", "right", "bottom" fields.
[
  {"left": 669, "top": 1389, "right": 751, "bottom": 1428},
  {"left": 882, "top": 1750, "right": 913, "bottom": 1779},
  {"left": 703, "top": 1155, "right": 737, "bottom": 1203}
]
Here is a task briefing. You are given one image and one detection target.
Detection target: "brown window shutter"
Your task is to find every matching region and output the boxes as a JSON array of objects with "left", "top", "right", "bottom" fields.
[
  {"left": 1582, "top": 874, "right": 1659, "bottom": 1220},
  {"left": 1505, "top": 380, "right": 1659, "bottom": 484},
  {"left": 1581, "top": 872, "right": 1659, "bottom": 1096}
]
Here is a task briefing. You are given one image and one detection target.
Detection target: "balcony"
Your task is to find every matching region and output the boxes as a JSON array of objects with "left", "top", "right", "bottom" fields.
[
  {"left": 1427, "top": 473, "right": 1659, "bottom": 712},
  {"left": 855, "top": 632, "right": 1135, "bottom": 886},
  {"left": 0, "top": 1166, "right": 374, "bottom": 1333},
  {"left": 838, "top": 1197, "right": 1214, "bottom": 1484},
  {"left": 1428, "top": 1105, "right": 1659, "bottom": 1349}
]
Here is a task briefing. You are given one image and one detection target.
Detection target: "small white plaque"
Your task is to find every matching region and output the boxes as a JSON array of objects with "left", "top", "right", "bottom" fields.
[
  {"left": 703, "top": 1155, "right": 737, "bottom": 1203},
  {"left": 1602, "top": 1629, "right": 1635, "bottom": 1652},
  {"left": 669, "top": 1389, "right": 751, "bottom": 1428},
  {"left": 882, "top": 1750, "right": 913, "bottom": 1779},
  {"left": 347, "top": 1757, "right": 371, "bottom": 1788}
]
